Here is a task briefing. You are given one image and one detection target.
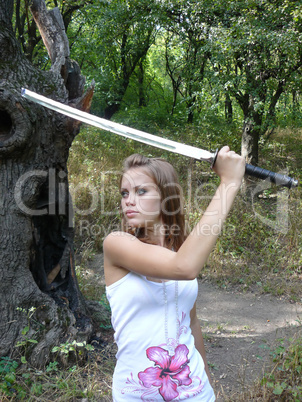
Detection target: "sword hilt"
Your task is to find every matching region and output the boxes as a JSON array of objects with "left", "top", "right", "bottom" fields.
[
  {"left": 211, "top": 149, "right": 298, "bottom": 189},
  {"left": 245, "top": 164, "right": 298, "bottom": 189}
]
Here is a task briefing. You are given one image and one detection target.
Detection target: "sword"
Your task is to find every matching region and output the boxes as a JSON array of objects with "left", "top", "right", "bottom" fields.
[{"left": 21, "top": 88, "right": 298, "bottom": 189}]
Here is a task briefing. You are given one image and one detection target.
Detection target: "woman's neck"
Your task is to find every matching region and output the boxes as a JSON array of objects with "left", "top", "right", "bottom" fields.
[{"left": 145, "top": 222, "right": 166, "bottom": 247}]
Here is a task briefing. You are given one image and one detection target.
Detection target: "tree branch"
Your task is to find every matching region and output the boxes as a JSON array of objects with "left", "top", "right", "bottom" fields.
[{"left": 29, "top": 0, "right": 70, "bottom": 73}]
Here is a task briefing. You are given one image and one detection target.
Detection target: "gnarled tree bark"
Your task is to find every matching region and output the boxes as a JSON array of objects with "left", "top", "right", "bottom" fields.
[{"left": 0, "top": 0, "right": 96, "bottom": 368}]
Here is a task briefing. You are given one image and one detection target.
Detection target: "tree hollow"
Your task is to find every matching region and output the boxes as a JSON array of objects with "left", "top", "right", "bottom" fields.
[{"left": 0, "top": 109, "right": 13, "bottom": 141}]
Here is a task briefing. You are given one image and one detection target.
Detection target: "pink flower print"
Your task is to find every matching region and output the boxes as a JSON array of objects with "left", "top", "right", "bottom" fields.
[{"left": 138, "top": 344, "right": 192, "bottom": 401}]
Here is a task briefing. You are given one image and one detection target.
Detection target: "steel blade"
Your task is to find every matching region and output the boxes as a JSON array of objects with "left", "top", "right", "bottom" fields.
[{"left": 21, "top": 88, "right": 215, "bottom": 164}]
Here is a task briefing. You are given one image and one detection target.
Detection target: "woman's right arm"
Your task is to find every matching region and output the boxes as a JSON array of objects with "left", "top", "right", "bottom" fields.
[
  {"left": 104, "top": 146, "right": 245, "bottom": 284},
  {"left": 174, "top": 146, "right": 245, "bottom": 278}
]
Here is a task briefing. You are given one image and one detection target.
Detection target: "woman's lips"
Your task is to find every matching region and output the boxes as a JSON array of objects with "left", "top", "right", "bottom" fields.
[{"left": 125, "top": 210, "right": 138, "bottom": 217}]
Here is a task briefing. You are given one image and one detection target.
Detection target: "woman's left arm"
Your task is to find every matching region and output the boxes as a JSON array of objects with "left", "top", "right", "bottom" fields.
[{"left": 190, "top": 303, "right": 212, "bottom": 385}]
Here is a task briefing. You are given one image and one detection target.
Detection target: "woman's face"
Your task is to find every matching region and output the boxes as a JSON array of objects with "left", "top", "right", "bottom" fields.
[{"left": 120, "top": 168, "right": 162, "bottom": 229}]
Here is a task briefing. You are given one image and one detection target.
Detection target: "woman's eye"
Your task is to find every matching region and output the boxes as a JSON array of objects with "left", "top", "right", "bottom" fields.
[
  {"left": 137, "top": 188, "right": 147, "bottom": 195},
  {"left": 121, "top": 191, "right": 128, "bottom": 198}
]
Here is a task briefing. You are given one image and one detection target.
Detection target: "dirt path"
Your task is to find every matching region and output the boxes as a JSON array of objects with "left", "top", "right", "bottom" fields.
[
  {"left": 197, "top": 280, "right": 302, "bottom": 400},
  {"left": 86, "top": 254, "right": 302, "bottom": 400}
]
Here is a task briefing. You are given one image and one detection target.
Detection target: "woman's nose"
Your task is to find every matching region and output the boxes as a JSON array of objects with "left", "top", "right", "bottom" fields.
[{"left": 125, "top": 192, "right": 136, "bottom": 206}]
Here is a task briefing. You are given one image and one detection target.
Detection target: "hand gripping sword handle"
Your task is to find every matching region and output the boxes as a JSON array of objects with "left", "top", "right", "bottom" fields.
[{"left": 211, "top": 149, "right": 298, "bottom": 189}]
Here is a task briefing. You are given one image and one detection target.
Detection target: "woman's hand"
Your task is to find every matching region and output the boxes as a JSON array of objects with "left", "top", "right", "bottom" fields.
[{"left": 212, "top": 146, "right": 245, "bottom": 186}]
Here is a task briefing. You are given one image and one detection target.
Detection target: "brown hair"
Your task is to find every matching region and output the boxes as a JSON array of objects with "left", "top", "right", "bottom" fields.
[{"left": 120, "top": 154, "right": 187, "bottom": 251}]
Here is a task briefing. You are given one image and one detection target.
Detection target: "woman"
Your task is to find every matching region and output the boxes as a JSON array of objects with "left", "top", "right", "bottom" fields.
[{"left": 104, "top": 146, "right": 245, "bottom": 401}]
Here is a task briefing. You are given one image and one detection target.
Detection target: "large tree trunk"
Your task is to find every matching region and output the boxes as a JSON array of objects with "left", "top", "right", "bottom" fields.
[{"left": 0, "top": 0, "right": 96, "bottom": 368}]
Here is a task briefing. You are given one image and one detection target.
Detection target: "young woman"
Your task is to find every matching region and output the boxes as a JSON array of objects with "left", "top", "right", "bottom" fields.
[{"left": 104, "top": 146, "right": 245, "bottom": 401}]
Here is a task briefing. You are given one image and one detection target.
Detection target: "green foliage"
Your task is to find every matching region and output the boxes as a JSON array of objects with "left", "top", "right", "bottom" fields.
[
  {"left": 98, "top": 294, "right": 112, "bottom": 330},
  {"left": 0, "top": 357, "right": 18, "bottom": 377},
  {"left": 260, "top": 335, "right": 302, "bottom": 400},
  {"left": 0, "top": 356, "right": 114, "bottom": 400},
  {"left": 0, "top": 357, "right": 26, "bottom": 398},
  {"left": 15, "top": 307, "right": 42, "bottom": 363},
  {"left": 70, "top": 0, "right": 160, "bottom": 117},
  {"left": 45, "top": 361, "right": 59, "bottom": 373},
  {"left": 52, "top": 340, "right": 94, "bottom": 356}
]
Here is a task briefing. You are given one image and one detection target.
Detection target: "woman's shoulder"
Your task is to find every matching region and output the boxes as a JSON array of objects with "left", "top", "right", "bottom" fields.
[
  {"left": 104, "top": 230, "right": 128, "bottom": 239},
  {"left": 103, "top": 231, "right": 181, "bottom": 282},
  {"left": 103, "top": 232, "right": 135, "bottom": 286},
  {"left": 103, "top": 231, "right": 137, "bottom": 252}
]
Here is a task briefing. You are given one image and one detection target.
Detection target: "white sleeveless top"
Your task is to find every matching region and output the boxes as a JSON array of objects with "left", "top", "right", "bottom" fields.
[{"left": 106, "top": 272, "right": 215, "bottom": 401}]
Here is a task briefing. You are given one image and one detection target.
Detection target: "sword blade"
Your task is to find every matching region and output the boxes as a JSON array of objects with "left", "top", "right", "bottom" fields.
[{"left": 21, "top": 88, "right": 215, "bottom": 164}]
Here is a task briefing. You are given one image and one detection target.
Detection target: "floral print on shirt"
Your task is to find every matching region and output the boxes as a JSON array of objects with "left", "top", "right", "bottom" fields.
[
  {"left": 120, "top": 313, "right": 205, "bottom": 401},
  {"left": 138, "top": 344, "right": 192, "bottom": 401}
]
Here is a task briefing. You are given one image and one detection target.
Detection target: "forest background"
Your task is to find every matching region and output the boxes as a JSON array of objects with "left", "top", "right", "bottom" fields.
[{"left": 1, "top": 0, "right": 302, "bottom": 400}]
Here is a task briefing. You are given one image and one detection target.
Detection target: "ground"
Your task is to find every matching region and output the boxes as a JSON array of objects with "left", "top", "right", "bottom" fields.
[
  {"left": 86, "top": 254, "right": 302, "bottom": 401},
  {"left": 195, "top": 279, "right": 302, "bottom": 400}
]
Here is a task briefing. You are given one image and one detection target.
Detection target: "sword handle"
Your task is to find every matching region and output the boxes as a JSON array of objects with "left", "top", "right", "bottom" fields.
[
  {"left": 245, "top": 164, "right": 298, "bottom": 189},
  {"left": 211, "top": 149, "right": 298, "bottom": 188}
]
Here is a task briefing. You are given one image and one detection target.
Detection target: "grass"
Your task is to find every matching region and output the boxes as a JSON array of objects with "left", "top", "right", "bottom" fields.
[
  {"left": 1, "top": 125, "right": 301, "bottom": 400},
  {"left": 0, "top": 354, "right": 115, "bottom": 401},
  {"left": 224, "top": 329, "right": 302, "bottom": 401}
]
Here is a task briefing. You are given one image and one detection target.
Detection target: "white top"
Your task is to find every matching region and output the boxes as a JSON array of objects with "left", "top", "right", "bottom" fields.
[{"left": 106, "top": 272, "right": 215, "bottom": 401}]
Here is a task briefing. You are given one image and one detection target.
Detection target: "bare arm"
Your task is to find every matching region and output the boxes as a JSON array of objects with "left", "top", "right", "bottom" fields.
[
  {"left": 190, "top": 303, "right": 212, "bottom": 384},
  {"left": 104, "top": 146, "right": 245, "bottom": 285}
]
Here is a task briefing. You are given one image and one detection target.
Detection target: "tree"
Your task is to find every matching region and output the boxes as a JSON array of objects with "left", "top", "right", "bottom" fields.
[
  {"left": 0, "top": 0, "right": 97, "bottom": 368},
  {"left": 162, "top": 1, "right": 212, "bottom": 123},
  {"left": 70, "top": 0, "right": 159, "bottom": 119},
  {"left": 158, "top": 0, "right": 302, "bottom": 163},
  {"left": 212, "top": 0, "right": 302, "bottom": 164},
  {"left": 14, "top": 0, "right": 93, "bottom": 64}
]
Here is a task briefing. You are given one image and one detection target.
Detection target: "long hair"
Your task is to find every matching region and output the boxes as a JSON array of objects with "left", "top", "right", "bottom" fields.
[{"left": 120, "top": 154, "right": 187, "bottom": 251}]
